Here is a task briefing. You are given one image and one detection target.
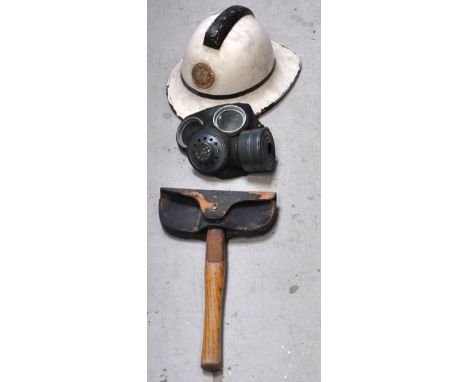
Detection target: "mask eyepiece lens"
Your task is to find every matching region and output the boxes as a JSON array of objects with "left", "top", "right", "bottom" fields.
[
  {"left": 176, "top": 117, "right": 204, "bottom": 149},
  {"left": 213, "top": 105, "right": 246, "bottom": 134}
]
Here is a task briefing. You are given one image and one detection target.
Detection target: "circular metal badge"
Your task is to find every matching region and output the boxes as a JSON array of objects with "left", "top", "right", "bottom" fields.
[{"left": 192, "top": 63, "right": 215, "bottom": 89}]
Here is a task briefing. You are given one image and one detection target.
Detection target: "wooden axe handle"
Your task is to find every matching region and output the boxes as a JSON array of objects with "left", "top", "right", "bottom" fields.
[{"left": 201, "top": 228, "right": 225, "bottom": 372}]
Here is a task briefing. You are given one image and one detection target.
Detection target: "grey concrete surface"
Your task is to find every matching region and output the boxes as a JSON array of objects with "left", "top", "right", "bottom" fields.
[{"left": 148, "top": 1, "right": 320, "bottom": 381}]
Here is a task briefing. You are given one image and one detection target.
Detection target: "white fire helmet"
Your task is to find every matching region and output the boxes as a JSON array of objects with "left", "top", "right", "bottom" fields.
[{"left": 166, "top": 5, "right": 301, "bottom": 119}]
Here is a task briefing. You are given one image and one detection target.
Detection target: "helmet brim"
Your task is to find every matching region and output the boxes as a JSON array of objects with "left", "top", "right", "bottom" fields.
[{"left": 166, "top": 41, "right": 301, "bottom": 119}]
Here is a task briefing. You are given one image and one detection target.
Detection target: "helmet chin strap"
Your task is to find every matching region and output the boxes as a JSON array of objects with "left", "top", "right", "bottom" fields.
[{"left": 180, "top": 60, "right": 276, "bottom": 100}]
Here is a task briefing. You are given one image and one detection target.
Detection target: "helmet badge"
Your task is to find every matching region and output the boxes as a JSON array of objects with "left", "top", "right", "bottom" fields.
[{"left": 192, "top": 63, "right": 215, "bottom": 89}]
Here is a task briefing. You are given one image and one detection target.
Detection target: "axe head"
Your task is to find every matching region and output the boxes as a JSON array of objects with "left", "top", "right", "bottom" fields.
[{"left": 159, "top": 187, "right": 277, "bottom": 240}]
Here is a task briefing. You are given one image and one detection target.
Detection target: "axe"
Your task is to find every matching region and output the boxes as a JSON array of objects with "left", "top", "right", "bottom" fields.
[{"left": 159, "top": 187, "right": 277, "bottom": 372}]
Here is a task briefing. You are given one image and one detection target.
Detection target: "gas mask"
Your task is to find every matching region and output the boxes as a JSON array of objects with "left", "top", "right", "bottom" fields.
[{"left": 176, "top": 103, "right": 277, "bottom": 178}]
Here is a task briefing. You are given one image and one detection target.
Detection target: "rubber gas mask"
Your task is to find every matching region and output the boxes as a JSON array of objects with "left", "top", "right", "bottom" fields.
[{"left": 176, "top": 103, "right": 277, "bottom": 178}]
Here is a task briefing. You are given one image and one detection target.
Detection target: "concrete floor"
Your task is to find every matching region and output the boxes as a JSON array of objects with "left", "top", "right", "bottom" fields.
[{"left": 148, "top": 1, "right": 320, "bottom": 381}]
